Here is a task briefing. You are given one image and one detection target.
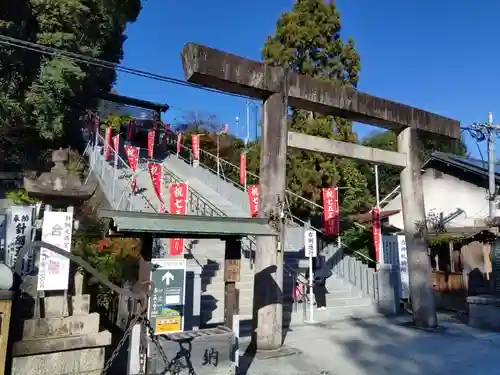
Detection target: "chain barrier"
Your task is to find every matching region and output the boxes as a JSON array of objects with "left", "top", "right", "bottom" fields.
[
  {"left": 103, "top": 307, "right": 146, "bottom": 374},
  {"left": 13, "top": 241, "right": 187, "bottom": 375}
]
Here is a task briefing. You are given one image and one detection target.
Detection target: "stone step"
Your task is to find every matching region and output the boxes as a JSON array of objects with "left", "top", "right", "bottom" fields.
[
  {"left": 11, "top": 347, "right": 106, "bottom": 375},
  {"left": 12, "top": 331, "right": 112, "bottom": 357},
  {"left": 199, "top": 295, "right": 374, "bottom": 324},
  {"left": 201, "top": 294, "right": 370, "bottom": 311},
  {"left": 22, "top": 312, "right": 100, "bottom": 340},
  {"left": 17, "top": 295, "right": 91, "bottom": 319},
  {"left": 201, "top": 301, "right": 379, "bottom": 326}
]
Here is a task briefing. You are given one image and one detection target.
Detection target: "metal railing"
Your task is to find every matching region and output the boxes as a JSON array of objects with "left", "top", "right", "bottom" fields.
[
  {"left": 167, "top": 136, "right": 377, "bottom": 264},
  {"left": 87, "top": 132, "right": 380, "bottom": 320},
  {"left": 86, "top": 133, "right": 162, "bottom": 214}
]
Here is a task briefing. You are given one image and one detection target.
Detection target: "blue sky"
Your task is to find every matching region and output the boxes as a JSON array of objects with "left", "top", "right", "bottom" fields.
[{"left": 115, "top": 0, "right": 500, "bottom": 159}]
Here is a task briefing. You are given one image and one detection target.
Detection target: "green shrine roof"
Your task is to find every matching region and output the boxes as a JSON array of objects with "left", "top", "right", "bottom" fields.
[{"left": 98, "top": 209, "right": 278, "bottom": 238}]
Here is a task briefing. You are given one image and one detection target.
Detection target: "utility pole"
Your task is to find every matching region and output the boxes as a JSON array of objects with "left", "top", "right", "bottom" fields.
[{"left": 470, "top": 112, "right": 500, "bottom": 219}]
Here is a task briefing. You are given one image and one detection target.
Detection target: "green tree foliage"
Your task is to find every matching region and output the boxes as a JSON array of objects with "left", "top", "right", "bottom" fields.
[
  {"left": 0, "top": 0, "right": 141, "bottom": 170},
  {"left": 361, "top": 130, "right": 468, "bottom": 199},
  {"left": 262, "top": 0, "right": 372, "bottom": 219}
]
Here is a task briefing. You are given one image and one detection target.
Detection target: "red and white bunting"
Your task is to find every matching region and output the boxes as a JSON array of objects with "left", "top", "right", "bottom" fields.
[
  {"left": 372, "top": 207, "right": 382, "bottom": 262},
  {"left": 104, "top": 127, "right": 112, "bottom": 160},
  {"left": 322, "top": 187, "right": 340, "bottom": 235},
  {"left": 191, "top": 134, "right": 200, "bottom": 160},
  {"left": 147, "top": 162, "right": 164, "bottom": 210},
  {"left": 147, "top": 129, "right": 155, "bottom": 159},
  {"left": 124, "top": 146, "right": 139, "bottom": 194},
  {"left": 247, "top": 185, "right": 260, "bottom": 217},
  {"left": 240, "top": 153, "right": 246, "bottom": 185},
  {"left": 169, "top": 183, "right": 188, "bottom": 256},
  {"left": 176, "top": 133, "right": 182, "bottom": 155}
]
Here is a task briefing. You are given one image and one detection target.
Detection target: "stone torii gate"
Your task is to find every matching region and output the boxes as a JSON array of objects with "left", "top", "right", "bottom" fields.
[{"left": 181, "top": 43, "right": 461, "bottom": 350}]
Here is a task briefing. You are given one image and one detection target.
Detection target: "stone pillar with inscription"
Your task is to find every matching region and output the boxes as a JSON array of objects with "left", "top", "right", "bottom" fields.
[{"left": 9, "top": 149, "right": 111, "bottom": 375}]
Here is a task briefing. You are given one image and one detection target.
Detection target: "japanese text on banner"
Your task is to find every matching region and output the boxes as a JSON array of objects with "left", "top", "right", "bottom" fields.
[
  {"left": 247, "top": 185, "right": 260, "bottom": 217},
  {"left": 104, "top": 127, "right": 112, "bottom": 160},
  {"left": 372, "top": 207, "right": 381, "bottom": 262},
  {"left": 148, "top": 129, "right": 155, "bottom": 159},
  {"left": 148, "top": 163, "right": 164, "bottom": 210},
  {"left": 240, "top": 153, "right": 246, "bottom": 185},
  {"left": 169, "top": 184, "right": 188, "bottom": 256},
  {"left": 191, "top": 135, "right": 200, "bottom": 160},
  {"left": 0, "top": 215, "right": 5, "bottom": 266},
  {"left": 322, "top": 187, "right": 339, "bottom": 235},
  {"left": 304, "top": 230, "right": 317, "bottom": 257},
  {"left": 124, "top": 146, "right": 139, "bottom": 194},
  {"left": 5, "top": 206, "right": 33, "bottom": 274},
  {"left": 38, "top": 211, "right": 73, "bottom": 291}
]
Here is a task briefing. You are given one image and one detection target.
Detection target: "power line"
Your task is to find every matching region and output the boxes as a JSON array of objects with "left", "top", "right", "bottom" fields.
[
  {"left": 469, "top": 112, "right": 500, "bottom": 218},
  {"left": 0, "top": 34, "right": 251, "bottom": 100}
]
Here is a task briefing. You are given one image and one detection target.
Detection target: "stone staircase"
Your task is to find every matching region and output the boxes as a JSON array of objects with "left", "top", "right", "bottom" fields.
[{"left": 86, "top": 136, "right": 390, "bottom": 327}]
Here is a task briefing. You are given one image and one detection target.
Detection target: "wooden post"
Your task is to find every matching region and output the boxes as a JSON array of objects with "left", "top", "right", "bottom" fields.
[
  {"left": 253, "top": 72, "right": 288, "bottom": 351},
  {"left": 224, "top": 236, "right": 241, "bottom": 329}
]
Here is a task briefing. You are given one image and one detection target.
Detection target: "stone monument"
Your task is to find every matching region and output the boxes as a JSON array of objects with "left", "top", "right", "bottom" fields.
[
  {"left": 467, "top": 237, "right": 500, "bottom": 330},
  {"left": 9, "top": 149, "right": 110, "bottom": 375}
]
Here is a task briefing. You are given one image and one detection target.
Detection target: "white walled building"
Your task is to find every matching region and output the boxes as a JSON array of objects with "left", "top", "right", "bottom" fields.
[{"left": 382, "top": 152, "right": 500, "bottom": 230}]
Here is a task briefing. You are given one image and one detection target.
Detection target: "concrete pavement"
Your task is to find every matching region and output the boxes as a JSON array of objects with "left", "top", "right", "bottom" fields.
[{"left": 239, "top": 313, "right": 500, "bottom": 375}]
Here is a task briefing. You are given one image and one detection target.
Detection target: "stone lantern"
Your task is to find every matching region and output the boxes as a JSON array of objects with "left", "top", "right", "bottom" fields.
[
  {"left": 23, "top": 148, "right": 96, "bottom": 208},
  {"left": 10, "top": 150, "right": 111, "bottom": 375}
]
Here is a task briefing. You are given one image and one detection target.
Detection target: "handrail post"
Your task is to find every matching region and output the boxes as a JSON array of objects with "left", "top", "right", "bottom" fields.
[{"left": 216, "top": 134, "right": 220, "bottom": 177}]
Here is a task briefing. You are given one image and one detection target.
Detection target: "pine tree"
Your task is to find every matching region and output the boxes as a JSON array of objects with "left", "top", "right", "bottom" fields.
[{"left": 261, "top": 0, "right": 372, "bottom": 218}]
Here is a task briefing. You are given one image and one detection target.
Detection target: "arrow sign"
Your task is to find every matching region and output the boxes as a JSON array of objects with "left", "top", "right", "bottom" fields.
[{"left": 162, "top": 271, "right": 174, "bottom": 285}]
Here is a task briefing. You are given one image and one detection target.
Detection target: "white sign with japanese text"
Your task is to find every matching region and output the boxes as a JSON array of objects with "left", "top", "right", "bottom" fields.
[
  {"left": 0, "top": 214, "right": 6, "bottom": 267},
  {"left": 304, "top": 229, "right": 317, "bottom": 258},
  {"left": 38, "top": 211, "right": 73, "bottom": 291},
  {"left": 5, "top": 206, "right": 34, "bottom": 274},
  {"left": 397, "top": 234, "right": 409, "bottom": 299}
]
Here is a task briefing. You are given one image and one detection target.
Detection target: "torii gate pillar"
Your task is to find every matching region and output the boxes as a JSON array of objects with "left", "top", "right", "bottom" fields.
[{"left": 181, "top": 43, "right": 460, "bottom": 348}]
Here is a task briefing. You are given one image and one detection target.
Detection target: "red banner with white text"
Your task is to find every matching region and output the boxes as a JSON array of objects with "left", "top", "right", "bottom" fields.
[
  {"left": 322, "top": 187, "right": 339, "bottom": 235},
  {"left": 148, "top": 162, "right": 164, "bottom": 211},
  {"left": 169, "top": 183, "right": 188, "bottom": 256},
  {"left": 247, "top": 185, "right": 260, "bottom": 217},
  {"left": 124, "top": 146, "right": 139, "bottom": 194},
  {"left": 104, "top": 127, "right": 112, "bottom": 160},
  {"left": 372, "top": 207, "right": 382, "bottom": 262},
  {"left": 240, "top": 153, "right": 246, "bottom": 185},
  {"left": 148, "top": 129, "right": 155, "bottom": 159},
  {"left": 192, "top": 134, "right": 200, "bottom": 160},
  {"left": 177, "top": 133, "right": 182, "bottom": 154}
]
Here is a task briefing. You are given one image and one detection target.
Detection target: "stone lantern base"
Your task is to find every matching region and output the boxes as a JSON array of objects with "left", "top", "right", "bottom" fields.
[
  {"left": 467, "top": 294, "right": 500, "bottom": 331},
  {"left": 10, "top": 275, "right": 111, "bottom": 375}
]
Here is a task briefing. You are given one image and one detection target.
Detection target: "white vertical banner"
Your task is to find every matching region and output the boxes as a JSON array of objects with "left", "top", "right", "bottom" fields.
[
  {"left": 38, "top": 211, "right": 73, "bottom": 291},
  {"left": 304, "top": 229, "right": 317, "bottom": 323},
  {"left": 397, "top": 234, "right": 409, "bottom": 299},
  {"left": 0, "top": 214, "right": 6, "bottom": 265},
  {"left": 5, "top": 206, "right": 34, "bottom": 274}
]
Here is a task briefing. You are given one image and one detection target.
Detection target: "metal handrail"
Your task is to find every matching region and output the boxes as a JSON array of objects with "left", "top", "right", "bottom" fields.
[
  {"left": 171, "top": 137, "right": 378, "bottom": 264},
  {"left": 91, "top": 133, "right": 162, "bottom": 213}
]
